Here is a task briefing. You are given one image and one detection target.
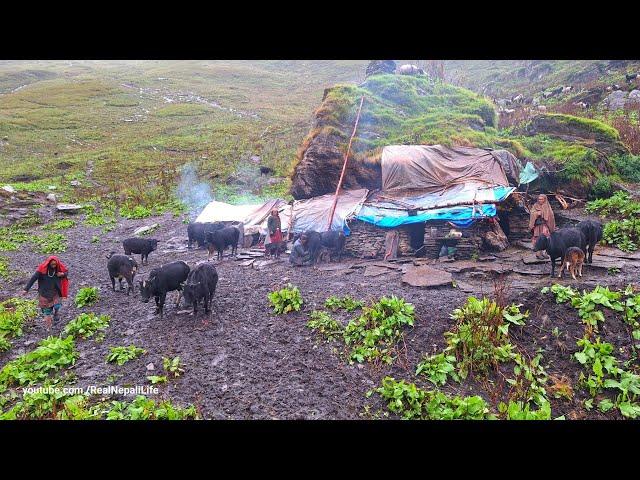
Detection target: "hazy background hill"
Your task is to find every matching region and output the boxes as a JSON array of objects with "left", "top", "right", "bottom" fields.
[{"left": 1, "top": 60, "right": 638, "bottom": 210}]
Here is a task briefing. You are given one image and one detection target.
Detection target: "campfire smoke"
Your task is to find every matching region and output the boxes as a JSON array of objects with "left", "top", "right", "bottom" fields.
[{"left": 176, "top": 163, "right": 213, "bottom": 218}]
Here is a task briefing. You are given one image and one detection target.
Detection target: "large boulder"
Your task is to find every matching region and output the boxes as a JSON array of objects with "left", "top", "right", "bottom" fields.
[
  {"left": 365, "top": 60, "right": 396, "bottom": 79},
  {"left": 629, "top": 90, "right": 640, "bottom": 104},
  {"left": 604, "top": 90, "right": 629, "bottom": 110}
]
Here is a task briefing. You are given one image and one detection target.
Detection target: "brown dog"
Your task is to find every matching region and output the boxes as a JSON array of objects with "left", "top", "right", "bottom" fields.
[{"left": 560, "top": 246, "right": 585, "bottom": 280}]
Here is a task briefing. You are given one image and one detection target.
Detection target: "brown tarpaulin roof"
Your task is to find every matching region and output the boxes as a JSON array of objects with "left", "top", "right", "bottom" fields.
[{"left": 381, "top": 145, "right": 513, "bottom": 195}]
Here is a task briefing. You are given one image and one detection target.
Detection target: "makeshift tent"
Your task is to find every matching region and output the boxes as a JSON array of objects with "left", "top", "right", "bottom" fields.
[
  {"left": 349, "top": 145, "right": 528, "bottom": 229},
  {"left": 244, "top": 199, "right": 292, "bottom": 236},
  {"left": 195, "top": 199, "right": 293, "bottom": 237},
  {"left": 195, "top": 201, "right": 262, "bottom": 223},
  {"left": 381, "top": 145, "right": 515, "bottom": 193},
  {"left": 289, "top": 188, "right": 369, "bottom": 235}
]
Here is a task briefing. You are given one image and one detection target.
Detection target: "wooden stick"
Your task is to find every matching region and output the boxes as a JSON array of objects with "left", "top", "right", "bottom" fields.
[{"left": 326, "top": 95, "right": 365, "bottom": 231}]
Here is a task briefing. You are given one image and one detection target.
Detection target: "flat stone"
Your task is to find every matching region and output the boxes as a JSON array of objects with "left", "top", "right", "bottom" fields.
[
  {"left": 124, "top": 329, "right": 135, "bottom": 336},
  {"left": 454, "top": 281, "right": 475, "bottom": 292},
  {"left": 402, "top": 265, "right": 452, "bottom": 288},
  {"left": 239, "top": 259, "right": 256, "bottom": 267},
  {"left": 146, "top": 363, "right": 155, "bottom": 371},
  {"left": 2, "top": 185, "right": 16, "bottom": 193},
  {"left": 522, "top": 254, "right": 548, "bottom": 265},
  {"left": 46, "top": 193, "right": 57, "bottom": 202},
  {"left": 134, "top": 223, "right": 159, "bottom": 236},
  {"left": 253, "top": 259, "right": 282, "bottom": 270},
  {"left": 56, "top": 203, "right": 84, "bottom": 213},
  {"left": 364, "top": 265, "right": 395, "bottom": 277},
  {"left": 317, "top": 263, "right": 353, "bottom": 271},
  {"left": 512, "top": 267, "right": 548, "bottom": 276}
]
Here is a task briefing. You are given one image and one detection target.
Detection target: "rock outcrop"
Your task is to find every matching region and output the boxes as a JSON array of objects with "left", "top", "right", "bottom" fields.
[
  {"left": 365, "top": 60, "right": 396, "bottom": 79},
  {"left": 291, "top": 74, "right": 497, "bottom": 199}
]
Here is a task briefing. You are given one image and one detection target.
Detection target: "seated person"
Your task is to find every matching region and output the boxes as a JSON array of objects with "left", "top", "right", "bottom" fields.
[{"left": 289, "top": 233, "right": 312, "bottom": 266}]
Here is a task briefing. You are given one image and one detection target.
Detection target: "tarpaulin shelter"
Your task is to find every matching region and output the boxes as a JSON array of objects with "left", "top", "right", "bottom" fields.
[
  {"left": 195, "top": 201, "right": 262, "bottom": 224},
  {"left": 289, "top": 188, "right": 369, "bottom": 235},
  {"left": 195, "top": 199, "right": 292, "bottom": 237},
  {"left": 353, "top": 145, "right": 533, "bottom": 228},
  {"left": 381, "top": 145, "right": 514, "bottom": 193},
  {"left": 243, "top": 199, "right": 292, "bottom": 236}
]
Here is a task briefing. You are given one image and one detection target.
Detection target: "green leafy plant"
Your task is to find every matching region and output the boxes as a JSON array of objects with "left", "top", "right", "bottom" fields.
[
  {"left": 415, "top": 352, "right": 459, "bottom": 386},
  {"left": 586, "top": 191, "right": 640, "bottom": 218},
  {"left": 0, "top": 226, "right": 29, "bottom": 252},
  {"left": 162, "top": 356, "right": 184, "bottom": 378},
  {"left": 32, "top": 233, "right": 67, "bottom": 254},
  {"left": 49, "top": 219, "right": 76, "bottom": 230},
  {"left": 506, "top": 353, "right": 549, "bottom": 407},
  {"left": 106, "top": 345, "right": 146, "bottom": 365},
  {"left": 268, "top": 284, "right": 303, "bottom": 314},
  {"left": 376, "top": 377, "right": 494, "bottom": 420},
  {"left": 306, "top": 310, "right": 344, "bottom": 341},
  {"left": 602, "top": 219, "right": 640, "bottom": 252},
  {"left": 119, "top": 204, "right": 152, "bottom": 219},
  {"left": 444, "top": 297, "right": 527, "bottom": 379},
  {"left": 0, "top": 336, "right": 77, "bottom": 392},
  {"left": 498, "top": 400, "right": 552, "bottom": 420},
  {"left": 541, "top": 284, "right": 578, "bottom": 303},
  {"left": 147, "top": 375, "right": 168, "bottom": 384},
  {"left": 0, "top": 256, "right": 11, "bottom": 280},
  {"left": 102, "top": 395, "right": 198, "bottom": 420},
  {"left": 324, "top": 295, "right": 364, "bottom": 312},
  {"left": 74, "top": 286, "right": 100, "bottom": 308},
  {"left": 343, "top": 296, "right": 415, "bottom": 364},
  {"left": 64, "top": 313, "right": 110, "bottom": 339},
  {"left": 0, "top": 298, "right": 38, "bottom": 352}
]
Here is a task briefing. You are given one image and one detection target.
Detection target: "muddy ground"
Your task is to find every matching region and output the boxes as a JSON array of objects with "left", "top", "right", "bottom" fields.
[{"left": 1, "top": 211, "right": 639, "bottom": 419}]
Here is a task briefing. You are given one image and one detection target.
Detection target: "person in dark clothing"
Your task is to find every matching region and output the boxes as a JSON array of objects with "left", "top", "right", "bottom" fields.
[
  {"left": 22, "top": 255, "right": 69, "bottom": 329},
  {"left": 289, "top": 233, "right": 312, "bottom": 266}
]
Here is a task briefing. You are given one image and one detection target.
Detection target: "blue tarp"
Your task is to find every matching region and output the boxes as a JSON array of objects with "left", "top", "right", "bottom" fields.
[
  {"left": 355, "top": 203, "right": 497, "bottom": 228},
  {"left": 519, "top": 161, "right": 539, "bottom": 185}
]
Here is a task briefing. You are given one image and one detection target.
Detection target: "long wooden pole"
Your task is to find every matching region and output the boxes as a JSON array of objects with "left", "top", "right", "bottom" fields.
[{"left": 326, "top": 95, "right": 365, "bottom": 231}]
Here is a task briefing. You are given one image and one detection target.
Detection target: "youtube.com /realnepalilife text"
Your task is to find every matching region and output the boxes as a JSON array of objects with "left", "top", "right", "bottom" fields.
[{"left": 22, "top": 385, "right": 160, "bottom": 396}]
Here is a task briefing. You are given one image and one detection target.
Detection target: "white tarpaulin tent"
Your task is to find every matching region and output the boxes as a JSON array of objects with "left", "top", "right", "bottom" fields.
[{"left": 195, "top": 201, "right": 262, "bottom": 224}]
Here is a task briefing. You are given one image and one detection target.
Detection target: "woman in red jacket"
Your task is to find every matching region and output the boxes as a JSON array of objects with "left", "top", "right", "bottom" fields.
[{"left": 22, "top": 255, "right": 69, "bottom": 329}]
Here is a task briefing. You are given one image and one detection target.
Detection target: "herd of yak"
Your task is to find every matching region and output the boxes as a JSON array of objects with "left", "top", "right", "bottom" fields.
[
  {"left": 104, "top": 218, "right": 603, "bottom": 319},
  {"left": 106, "top": 221, "right": 345, "bottom": 318}
]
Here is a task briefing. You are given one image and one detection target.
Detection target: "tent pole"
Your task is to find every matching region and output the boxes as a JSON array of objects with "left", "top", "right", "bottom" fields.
[{"left": 326, "top": 95, "right": 365, "bottom": 231}]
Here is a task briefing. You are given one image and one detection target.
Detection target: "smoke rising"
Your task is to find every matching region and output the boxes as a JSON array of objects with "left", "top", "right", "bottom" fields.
[{"left": 176, "top": 163, "right": 213, "bottom": 218}]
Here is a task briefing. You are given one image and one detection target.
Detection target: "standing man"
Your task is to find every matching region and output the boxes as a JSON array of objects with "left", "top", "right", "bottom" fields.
[{"left": 22, "top": 255, "right": 69, "bottom": 330}]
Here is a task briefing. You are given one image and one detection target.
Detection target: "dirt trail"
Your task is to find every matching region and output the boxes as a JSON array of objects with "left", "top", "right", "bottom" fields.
[{"left": 1, "top": 212, "right": 638, "bottom": 419}]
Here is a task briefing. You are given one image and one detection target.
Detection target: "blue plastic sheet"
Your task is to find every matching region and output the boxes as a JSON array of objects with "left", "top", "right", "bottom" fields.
[
  {"left": 519, "top": 161, "right": 539, "bottom": 185},
  {"left": 355, "top": 203, "right": 497, "bottom": 228}
]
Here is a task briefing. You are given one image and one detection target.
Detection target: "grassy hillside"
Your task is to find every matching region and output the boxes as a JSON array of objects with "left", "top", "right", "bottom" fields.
[
  {"left": 0, "top": 61, "right": 366, "bottom": 207},
  {"left": 444, "top": 60, "right": 639, "bottom": 98},
  {"left": 293, "top": 72, "right": 633, "bottom": 199}
]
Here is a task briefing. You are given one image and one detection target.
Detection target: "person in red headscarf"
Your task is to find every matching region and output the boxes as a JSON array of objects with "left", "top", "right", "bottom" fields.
[{"left": 22, "top": 256, "right": 69, "bottom": 329}]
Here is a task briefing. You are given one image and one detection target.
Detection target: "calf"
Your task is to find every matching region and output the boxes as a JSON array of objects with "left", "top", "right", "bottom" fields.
[
  {"left": 187, "top": 222, "right": 224, "bottom": 249},
  {"left": 206, "top": 226, "right": 240, "bottom": 260},
  {"left": 183, "top": 262, "right": 218, "bottom": 315},
  {"left": 122, "top": 237, "right": 159, "bottom": 265},
  {"left": 138, "top": 261, "right": 190, "bottom": 318},
  {"left": 534, "top": 227, "right": 587, "bottom": 278},
  {"left": 106, "top": 252, "right": 138, "bottom": 295},
  {"left": 560, "top": 247, "right": 585, "bottom": 280},
  {"left": 576, "top": 220, "right": 603, "bottom": 264}
]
